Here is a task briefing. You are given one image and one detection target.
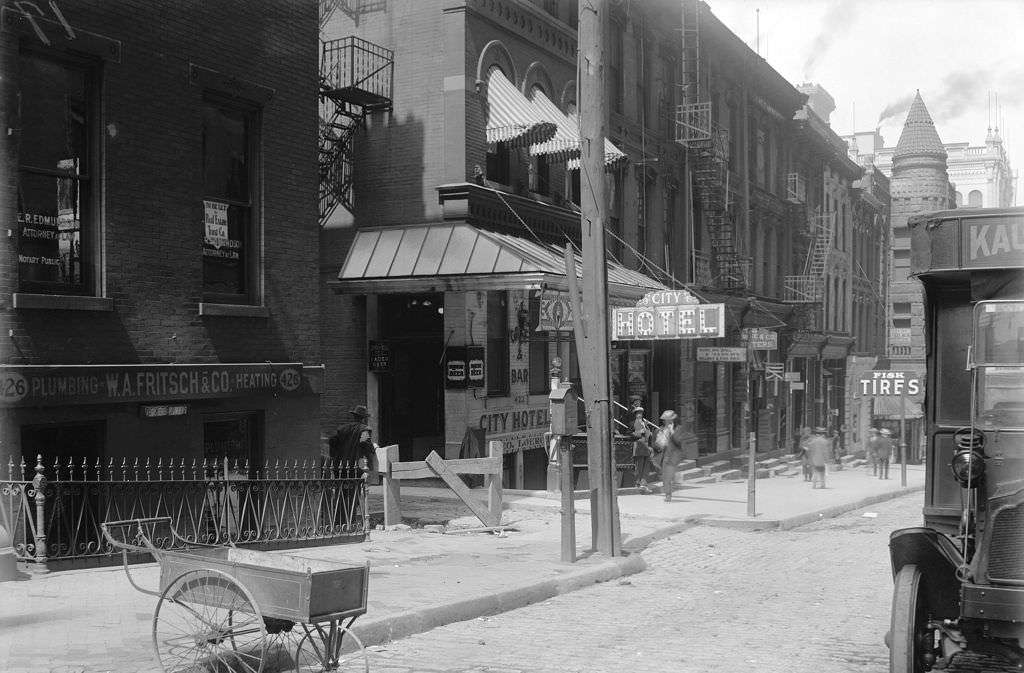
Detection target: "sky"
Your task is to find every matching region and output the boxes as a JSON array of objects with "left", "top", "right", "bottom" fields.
[{"left": 705, "top": 0, "right": 1024, "bottom": 205}]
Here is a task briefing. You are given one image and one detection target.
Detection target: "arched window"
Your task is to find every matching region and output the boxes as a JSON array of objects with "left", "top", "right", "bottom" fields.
[
  {"left": 968, "top": 190, "right": 983, "bottom": 207},
  {"left": 955, "top": 191, "right": 963, "bottom": 206}
]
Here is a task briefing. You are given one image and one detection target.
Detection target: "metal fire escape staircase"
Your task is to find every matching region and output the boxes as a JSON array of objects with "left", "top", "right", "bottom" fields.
[
  {"left": 783, "top": 210, "right": 835, "bottom": 304},
  {"left": 675, "top": 0, "right": 748, "bottom": 290},
  {"left": 319, "top": 36, "right": 393, "bottom": 225}
]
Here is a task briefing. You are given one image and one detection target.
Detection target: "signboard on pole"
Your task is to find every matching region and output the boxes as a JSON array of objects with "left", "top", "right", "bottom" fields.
[
  {"left": 697, "top": 347, "right": 746, "bottom": 362},
  {"left": 740, "top": 328, "right": 778, "bottom": 350}
]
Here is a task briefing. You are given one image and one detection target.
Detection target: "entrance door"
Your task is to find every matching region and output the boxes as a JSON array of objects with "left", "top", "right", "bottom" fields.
[{"left": 379, "top": 294, "right": 444, "bottom": 462}]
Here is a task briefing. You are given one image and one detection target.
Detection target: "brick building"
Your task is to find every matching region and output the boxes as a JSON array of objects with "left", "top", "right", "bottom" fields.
[{"left": 0, "top": 1, "right": 323, "bottom": 472}]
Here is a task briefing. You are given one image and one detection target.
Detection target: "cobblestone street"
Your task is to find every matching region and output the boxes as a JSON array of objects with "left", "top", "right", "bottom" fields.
[{"left": 363, "top": 493, "right": 1017, "bottom": 673}]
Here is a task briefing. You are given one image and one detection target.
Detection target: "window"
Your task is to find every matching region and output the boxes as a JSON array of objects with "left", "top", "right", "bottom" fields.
[
  {"left": 528, "top": 296, "right": 549, "bottom": 396},
  {"left": 485, "top": 142, "right": 511, "bottom": 186},
  {"left": 17, "top": 50, "right": 95, "bottom": 294},
  {"left": 968, "top": 190, "right": 983, "bottom": 207},
  {"left": 203, "top": 97, "right": 259, "bottom": 302},
  {"left": 608, "top": 19, "right": 624, "bottom": 114},
  {"left": 487, "top": 291, "right": 510, "bottom": 396}
]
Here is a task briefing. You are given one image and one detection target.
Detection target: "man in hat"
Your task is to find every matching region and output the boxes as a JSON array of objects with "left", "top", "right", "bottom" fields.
[
  {"left": 629, "top": 404, "right": 653, "bottom": 493},
  {"left": 865, "top": 427, "right": 881, "bottom": 476},
  {"left": 652, "top": 410, "right": 688, "bottom": 502},
  {"left": 329, "top": 404, "right": 374, "bottom": 476},
  {"left": 876, "top": 428, "right": 894, "bottom": 480},
  {"left": 805, "top": 426, "right": 832, "bottom": 489}
]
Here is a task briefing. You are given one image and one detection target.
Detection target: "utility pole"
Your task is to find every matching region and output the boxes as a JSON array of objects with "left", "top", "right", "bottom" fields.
[{"left": 576, "top": 0, "right": 620, "bottom": 557}]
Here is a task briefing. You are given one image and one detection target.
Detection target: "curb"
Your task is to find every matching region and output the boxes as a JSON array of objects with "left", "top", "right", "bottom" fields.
[
  {"left": 696, "top": 484, "right": 925, "bottom": 531},
  {"left": 351, "top": 553, "right": 646, "bottom": 647}
]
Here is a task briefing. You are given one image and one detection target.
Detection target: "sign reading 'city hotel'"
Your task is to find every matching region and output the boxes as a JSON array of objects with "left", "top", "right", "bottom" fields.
[{"left": 612, "top": 290, "right": 725, "bottom": 341}]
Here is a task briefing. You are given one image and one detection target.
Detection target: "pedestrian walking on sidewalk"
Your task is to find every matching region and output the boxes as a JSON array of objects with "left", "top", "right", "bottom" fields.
[
  {"left": 876, "top": 428, "right": 894, "bottom": 480},
  {"left": 866, "top": 428, "right": 880, "bottom": 476},
  {"left": 806, "top": 426, "right": 832, "bottom": 489},
  {"left": 630, "top": 405, "right": 653, "bottom": 493},
  {"left": 653, "top": 410, "right": 687, "bottom": 502},
  {"left": 796, "top": 427, "right": 812, "bottom": 481},
  {"left": 329, "top": 404, "right": 372, "bottom": 476}
]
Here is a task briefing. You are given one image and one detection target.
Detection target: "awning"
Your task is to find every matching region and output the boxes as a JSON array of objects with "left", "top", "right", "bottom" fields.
[
  {"left": 332, "top": 223, "right": 668, "bottom": 301},
  {"left": 528, "top": 89, "right": 580, "bottom": 162},
  {"left": 566, "top": 112, "right": 628, "bottom": 170},
  {"left": 872, "top": 395, "right": 924, "bottom": 419},
  {"left": 486, "top": 70, "right": 557, "bottom": 148}
]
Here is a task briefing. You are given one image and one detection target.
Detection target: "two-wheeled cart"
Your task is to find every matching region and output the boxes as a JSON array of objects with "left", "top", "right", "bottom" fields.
[{"left": 102, "top": 517, "right": 370, "bottom": 673}]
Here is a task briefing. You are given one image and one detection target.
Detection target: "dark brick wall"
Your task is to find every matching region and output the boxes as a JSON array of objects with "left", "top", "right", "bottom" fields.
[{"left": 1, "top": 0, "right": 320, "bottom": 366}]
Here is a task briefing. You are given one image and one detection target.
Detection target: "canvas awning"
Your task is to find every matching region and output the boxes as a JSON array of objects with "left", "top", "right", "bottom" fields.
[
  {"left": 872, "top": 395, "right": 924, "bottom": 419},
  {"left": 486, "top": 69, "right": 557, "bottom": 148},
  {"left": 528, "top": 89, "right": 581, "bottom": 162},
  {"left": 332, "top": 223, "right": 668, "bottom": 301}
]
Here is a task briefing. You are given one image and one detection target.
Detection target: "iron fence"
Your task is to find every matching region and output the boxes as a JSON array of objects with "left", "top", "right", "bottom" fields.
[{"left": 0, "top": 455, "right": 368, "bottom": 570}]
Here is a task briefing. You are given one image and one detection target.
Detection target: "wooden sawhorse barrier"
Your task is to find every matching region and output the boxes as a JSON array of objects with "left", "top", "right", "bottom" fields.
[{"left": 375, "top": 440, "right": 503, "bottom": 528}]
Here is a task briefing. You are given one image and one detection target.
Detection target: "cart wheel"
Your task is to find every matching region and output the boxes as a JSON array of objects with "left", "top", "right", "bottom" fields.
[
  {"left": 294, "top": 625, "right": 368, "bottom": 673},
  {"left": 890, "top": 564, "right": 935, "bottom": 673},
  {"left": 154, "top": 568, "right": 267, "bottom": 673}
]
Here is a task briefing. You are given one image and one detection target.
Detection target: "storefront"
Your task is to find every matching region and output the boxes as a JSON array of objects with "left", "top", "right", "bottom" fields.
[
  {"left": 332, "top": 222, "right": 667, "bottom": 490},
  {"left": 0, "top": 363, "right": 325, "bottom": 472}
]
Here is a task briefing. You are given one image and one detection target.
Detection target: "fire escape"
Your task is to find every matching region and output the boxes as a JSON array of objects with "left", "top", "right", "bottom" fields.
[
  {"left": 319, "top": 36, "right": 393, "bottom": 225},
  {"left": 783, "top": 188, "right": 835, "bottom": 330},
  {"left": 675, "top": 0, "right": 748, "bottom": 291}
]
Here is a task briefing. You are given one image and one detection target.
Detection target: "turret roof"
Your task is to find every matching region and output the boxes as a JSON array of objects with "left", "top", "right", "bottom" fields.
[{"left": 893, "top": 91, "right": 947, "bottom": 160}]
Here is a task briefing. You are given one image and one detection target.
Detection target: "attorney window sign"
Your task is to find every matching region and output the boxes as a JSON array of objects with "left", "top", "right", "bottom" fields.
[{"left": 17, "top": 51, "right": 93, "bottom": 294}]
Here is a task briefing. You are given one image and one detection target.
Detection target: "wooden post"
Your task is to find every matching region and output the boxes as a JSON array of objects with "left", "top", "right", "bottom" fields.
[
  {"left": 31, "top": 454, "right": 47, "bottom": 571},
  {"left": 559, "top": 436, "right": 576, "bottom": 563},
  {"left": 486, "top": 440, "right": 503, "bottom": 525},
  {"left": 899, "top": 391, "right": 907, "bottom": 487},
  {"left": 745, "top": 343, "right": 757, "bottom": 517},
  {"left": 577, "top": 0, "right": 621, "bottom": 557},
  {"left": 376, "top": 444, "right": 400, "bottom": 527}
]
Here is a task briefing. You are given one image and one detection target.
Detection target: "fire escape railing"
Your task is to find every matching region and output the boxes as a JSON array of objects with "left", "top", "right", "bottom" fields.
[{"left": 319, "top": 36, "right": 393, "bottom": 225}]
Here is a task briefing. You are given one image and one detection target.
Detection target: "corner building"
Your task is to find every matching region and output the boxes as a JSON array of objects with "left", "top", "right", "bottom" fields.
[
  {"left": 320, "top": 0, "right": 879, "bottom": 488},
  {"left": 0, "top": 1, "right": 323, "bottom": 471}
]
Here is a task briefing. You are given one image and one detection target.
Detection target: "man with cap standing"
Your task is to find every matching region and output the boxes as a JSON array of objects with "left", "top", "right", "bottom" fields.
[
  {"left": 876, "top": 428, "right": 894, "bottom": 480},
  {"left": 805, "top": 426, "right": 832, "bottom": 489},
  {"left": 865, "top": 427, "right": 881, "bottom": 476}
]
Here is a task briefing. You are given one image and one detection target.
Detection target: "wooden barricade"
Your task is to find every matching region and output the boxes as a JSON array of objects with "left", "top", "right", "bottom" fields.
[{"left": 375, "top": 441, "right": 503, "bottom": 528}]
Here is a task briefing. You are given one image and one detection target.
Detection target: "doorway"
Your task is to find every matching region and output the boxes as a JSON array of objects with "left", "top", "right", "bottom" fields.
[{"left": 378, "top": 294, "right": 445, "bottom": 462}]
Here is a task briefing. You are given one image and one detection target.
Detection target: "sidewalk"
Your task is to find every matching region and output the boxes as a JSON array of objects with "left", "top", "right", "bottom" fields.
[{"left": 0, "top": 463, "right": 924, "bottom": 673}]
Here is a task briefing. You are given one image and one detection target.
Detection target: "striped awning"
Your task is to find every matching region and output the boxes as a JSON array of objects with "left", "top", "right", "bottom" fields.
[
  {"left": 873, "top": 395, "right": 923, "bottom": 419},
  {"left": 528, "top": 89, "right": 581, "bottom": 162},
  {"left": 566, "top": 112, "right": 628, "bottom": 170},
  {"left": 334, "top": 223, "right": 668, "bottom": 300},
  {"left": 486, "top": 70, "right": 557, "bottom": 148}
]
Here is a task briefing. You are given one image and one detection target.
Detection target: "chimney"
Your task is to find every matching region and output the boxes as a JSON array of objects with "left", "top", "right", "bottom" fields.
[{"left": 797, "top": 83, "right": 836, "bottom": 125}]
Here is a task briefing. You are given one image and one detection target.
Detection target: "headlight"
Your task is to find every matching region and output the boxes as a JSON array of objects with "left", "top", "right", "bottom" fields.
[
  {"left": 950, "top": 427, "right": 985, "bottom": 487},
  {"left": 950, "top": 449, "right": 985, "bottom": 487}
]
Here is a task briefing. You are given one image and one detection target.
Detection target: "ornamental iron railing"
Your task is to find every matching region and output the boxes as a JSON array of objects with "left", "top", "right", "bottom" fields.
[{"left": 0, "top": 455, "right": 368, "bottom": 570}]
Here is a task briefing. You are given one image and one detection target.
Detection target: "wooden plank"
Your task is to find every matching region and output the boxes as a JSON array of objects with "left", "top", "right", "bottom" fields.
[
  {"left": 486, "top": 440, "right": 503, "bottom": 526},
  {"left": 424, "top": 451, "right": 498, "bottom": 527},
  {"left": 391, "top": 457, "right": 501, "bottom": 479},
  {"left": 376, "top": 444, "right": 400, "bottom": 527}
]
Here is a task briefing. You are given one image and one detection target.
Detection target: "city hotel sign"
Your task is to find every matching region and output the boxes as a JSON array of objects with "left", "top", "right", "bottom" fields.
[
  {"left": 612, "top": 290, "right": 725, "bottom": 341},
  {"left": 0, "top": 363, "right": 315, "bottom": 407}
]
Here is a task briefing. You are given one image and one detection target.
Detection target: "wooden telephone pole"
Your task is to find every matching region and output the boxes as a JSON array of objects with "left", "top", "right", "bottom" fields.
[{"left": 576, "top": 0, "right": 621, "bottom": 556}]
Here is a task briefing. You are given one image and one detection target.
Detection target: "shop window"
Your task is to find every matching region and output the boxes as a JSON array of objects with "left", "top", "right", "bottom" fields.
[
  {"left": 202, "top": 96, "right": 260, "bottom": 303},
  {"left": 17, "top": 50, "right": 96, "bottom": 295},
  {"left": 487, "top": 291, "right": 510, "bottom": 396},
  {"left": 203, "top": 412, "right": 262, "bottom": 479}
]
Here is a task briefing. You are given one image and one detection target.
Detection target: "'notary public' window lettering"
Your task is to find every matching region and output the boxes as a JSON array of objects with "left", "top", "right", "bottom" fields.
[
  {"left": 17, "top": 51, "right": 94, "bottom": 294},
  {"left": 202, "top": 98, "right": 259, "bottom": 302}
]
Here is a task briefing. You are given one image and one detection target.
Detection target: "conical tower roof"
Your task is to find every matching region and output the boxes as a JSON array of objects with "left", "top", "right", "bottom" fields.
[{"left": 893, "top": 91, "right": 946, "bottom": 160}]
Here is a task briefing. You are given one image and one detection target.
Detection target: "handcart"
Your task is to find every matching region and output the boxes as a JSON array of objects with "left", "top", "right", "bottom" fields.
[{"left": 101, "top": 517, "right": 370, "bottom": 673}]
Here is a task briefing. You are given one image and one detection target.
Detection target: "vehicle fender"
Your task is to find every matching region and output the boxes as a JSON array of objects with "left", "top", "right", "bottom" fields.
[{"left": 889, "top": 527, "right": 963, "bottom": 619}]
